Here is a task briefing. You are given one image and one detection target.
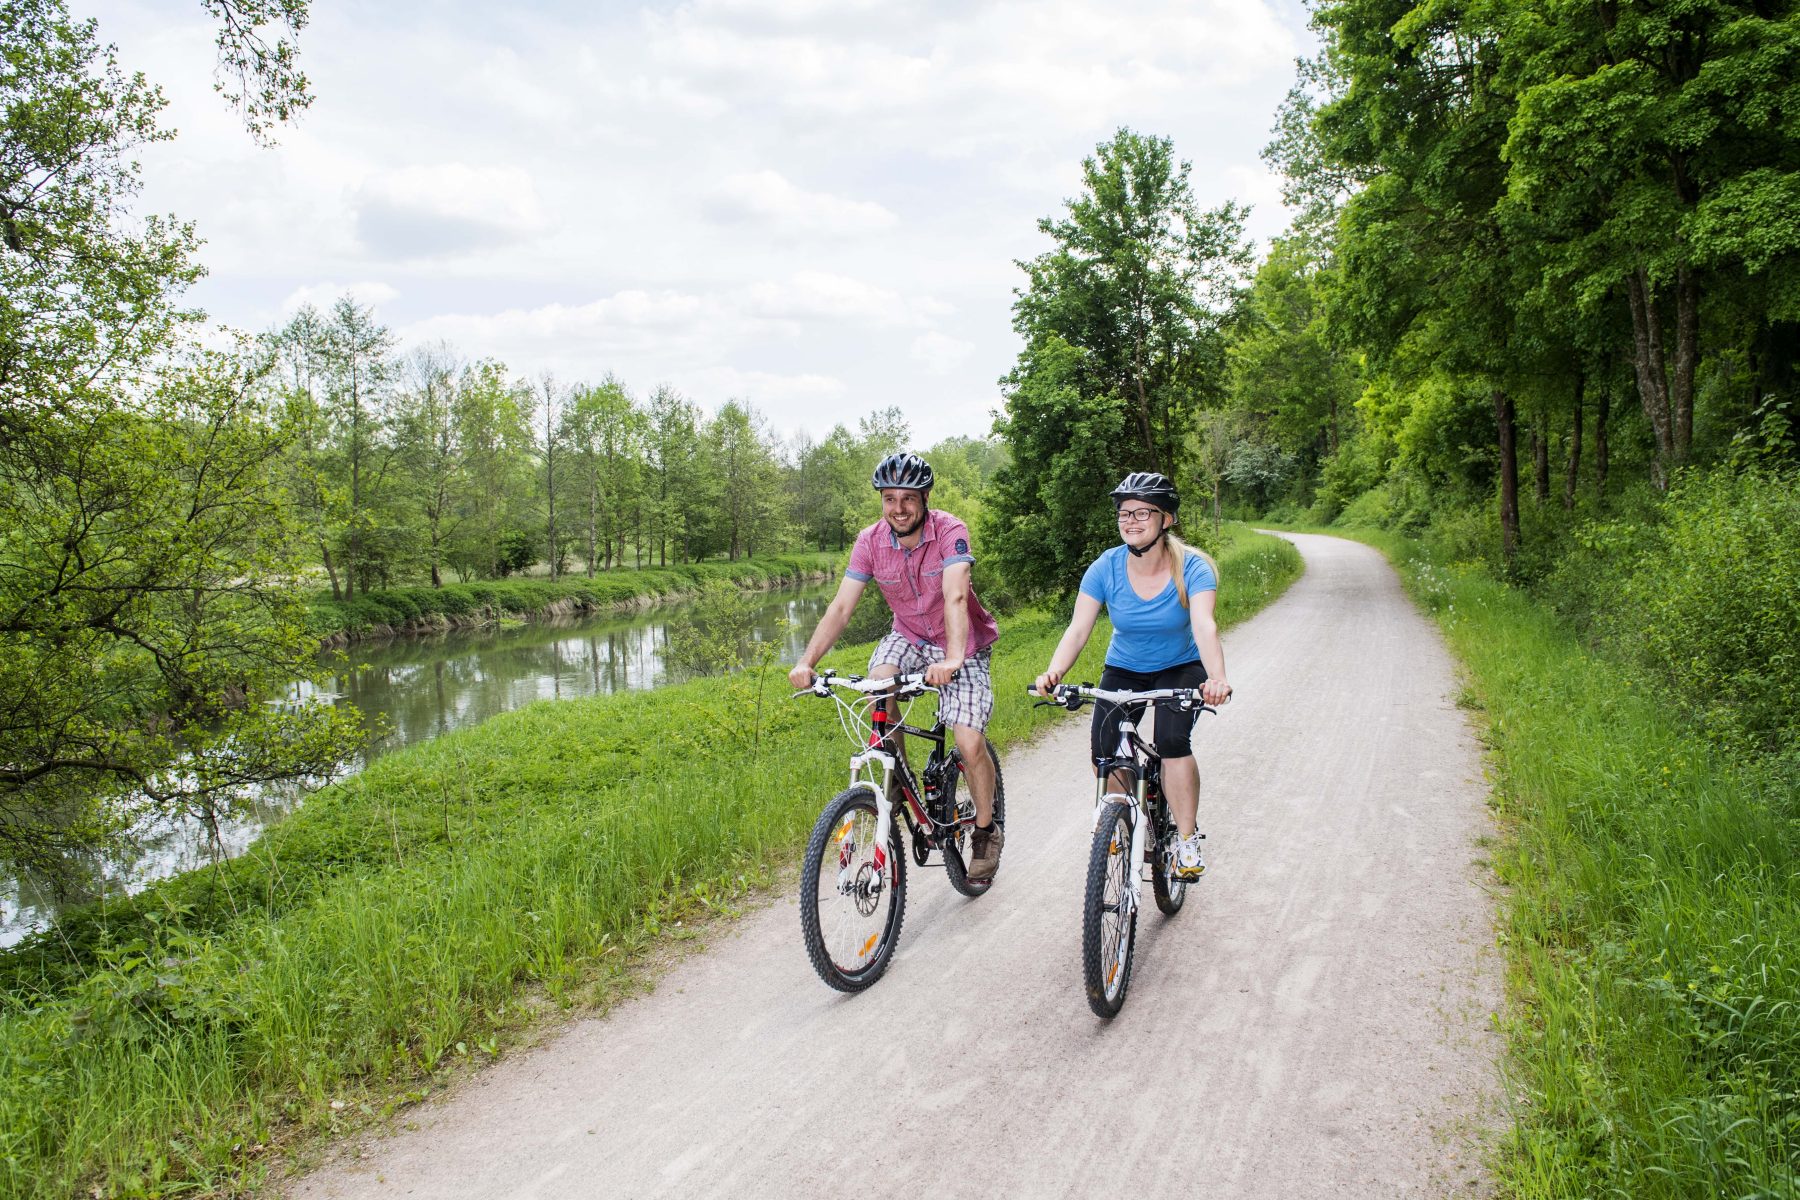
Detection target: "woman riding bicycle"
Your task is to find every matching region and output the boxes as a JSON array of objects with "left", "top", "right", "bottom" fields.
[{"left": 1033, "top": 471, "right": 1232, "bottom": 879}]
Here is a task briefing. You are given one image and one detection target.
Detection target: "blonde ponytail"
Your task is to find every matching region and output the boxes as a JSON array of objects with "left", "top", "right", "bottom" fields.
[{"left": 1163, "top": 533, "right": 1218, "bottom": 610}]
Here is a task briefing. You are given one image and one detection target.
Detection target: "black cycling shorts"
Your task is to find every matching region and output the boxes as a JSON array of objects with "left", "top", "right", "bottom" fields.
[{"left": 1089, "top": 660, "right": 1208, "bottom": 766}]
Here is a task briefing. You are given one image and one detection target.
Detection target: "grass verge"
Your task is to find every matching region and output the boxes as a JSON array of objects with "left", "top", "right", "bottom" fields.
[
  {"left": 309, "top": 553, "right": 841, "bottom": 642},
  {"left": 0, "top": 528, "right": 1299, "bottom": 1199},
  {"left": 1276, "top": 523, "right": 1800, "bottom": 1199}
]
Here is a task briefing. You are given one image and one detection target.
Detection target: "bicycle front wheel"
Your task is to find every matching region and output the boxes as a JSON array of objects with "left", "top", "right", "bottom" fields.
[
  {"left": 799, "top": 787, "right": 908, "bottom": 992},
  {"left": 1082, "top": 801, "right": 1137, "bottom": 1018}
]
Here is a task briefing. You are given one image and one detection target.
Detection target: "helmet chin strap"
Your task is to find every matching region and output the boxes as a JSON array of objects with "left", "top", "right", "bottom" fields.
[{"left": 1125, "top": 527, "right": 1165, "bottom": 557}]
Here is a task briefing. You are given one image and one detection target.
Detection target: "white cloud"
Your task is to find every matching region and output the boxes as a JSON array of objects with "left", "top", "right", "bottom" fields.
[
  {"left": 741, "top": 272, "right": 948, "bottom": 328},
  {"left": 398, "top": 291, "right": 714, "bottom": 360},
  {"left": 280, "top": 280, "right": 400, "bottom": 314},
  {"left": 910, "top": 331, "right": 974, "bottom": 375},
  {"left": 687, "top": 366, "right": 847, "bottom": 404},
  {"left": 354, "top": 164, "right": 550, "bottom": 260},
  {"left": 704, "top": 170, "right": 898, "bottom": 237}
]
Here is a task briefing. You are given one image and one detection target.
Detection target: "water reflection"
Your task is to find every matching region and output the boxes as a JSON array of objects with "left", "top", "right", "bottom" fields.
[{"left": 0, "top": 584, "right": 833, "bottom": 947}]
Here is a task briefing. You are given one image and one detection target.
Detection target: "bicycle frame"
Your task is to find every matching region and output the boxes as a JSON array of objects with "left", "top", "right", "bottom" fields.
[
  {"left": 807, "top": 671, "right": 957, "bottom": 879},
  {"left": 1041, "top": 683, "right": 1218, "bottom": 917}
]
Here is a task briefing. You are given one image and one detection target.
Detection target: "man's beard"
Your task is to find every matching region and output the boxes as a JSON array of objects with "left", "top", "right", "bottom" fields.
[{"left": 886, "top": 510, "right": 926, "bottom": 538}]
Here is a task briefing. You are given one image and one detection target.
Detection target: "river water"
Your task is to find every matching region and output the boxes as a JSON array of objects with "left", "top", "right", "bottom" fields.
[{"left": 0, "top": 583, "right": 835, "bottom": 948}]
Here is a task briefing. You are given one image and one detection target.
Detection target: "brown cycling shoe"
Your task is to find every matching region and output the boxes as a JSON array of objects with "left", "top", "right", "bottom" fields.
[{"left": 967, "top": 821, "right": 1005, "bottom": 881}]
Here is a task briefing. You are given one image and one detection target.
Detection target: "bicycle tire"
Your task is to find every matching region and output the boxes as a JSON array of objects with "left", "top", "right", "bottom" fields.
[
  {"left": 1150, "top": 795, "right": 1188, "bottom": 916},
  {"left": 799, "top": 786, "right": 908, "bottom": 992},
  {"left": 1082, "top": 801, "right": 1137, "bottom": 1018},
  {"left": 942, "top": 742, "right": 1007, "bottom": 897}
]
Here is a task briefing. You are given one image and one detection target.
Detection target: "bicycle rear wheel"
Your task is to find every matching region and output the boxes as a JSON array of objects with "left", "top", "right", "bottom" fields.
[
  {"left": 942, "top": 742, "right": 1007, "bottom": 897},
  {"left": 1150, "top": 795, "right": 1188, "bottom": 916},
  {"left": 1082, "top": 801, "right": 1137, "bottom": 1018},
  {"left": 799, "top": 787, "right": 908, "bottom": 992}
]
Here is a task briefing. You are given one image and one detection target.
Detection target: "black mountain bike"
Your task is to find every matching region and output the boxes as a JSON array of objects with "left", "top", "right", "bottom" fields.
[
  {"left": 1034, "top": 682, "right": 1224, "bottom": 1017},
  {"left": 796, "top": 670, "right": 1007, "bottom": 992}
]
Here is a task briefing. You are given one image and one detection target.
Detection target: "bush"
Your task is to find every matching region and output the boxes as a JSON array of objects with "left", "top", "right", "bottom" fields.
[
  {"left": 1611, "top": 468, "right": 1800, "bottom": 753},
  {"left": 662, "top": 582, "right": 760, "bottom": 676},
  {"left": 840, "top": 583, "right": 896, "bottom": 645}
]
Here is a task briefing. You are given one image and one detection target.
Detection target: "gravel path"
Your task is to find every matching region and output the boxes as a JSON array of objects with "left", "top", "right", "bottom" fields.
[{"left": 289, "top": 532, "right": 1503, "bottom": 1199}]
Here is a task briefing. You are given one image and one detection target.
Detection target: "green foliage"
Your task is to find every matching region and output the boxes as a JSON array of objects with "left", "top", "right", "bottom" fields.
[
  {"left": 838, "top": 582, "right": 897, "bottom": 645},
  {"left": 662, "top": 581, "right": 761, "bottom": 677},
  {"left": 0, "top": 2, "right": 357, "bottom": 883},
  {"left": 1227, "top": 236, "right": 1360, "bottom": 473},
  {"left": 1607, "top": 469, "right": 1800, "bottom": 753},
  {"left": 989, "top": 128, "right": 1253, "bottom": 599}
]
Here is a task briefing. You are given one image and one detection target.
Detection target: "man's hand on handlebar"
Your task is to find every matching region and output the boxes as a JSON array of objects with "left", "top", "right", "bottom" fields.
[
  {"left": 924, "top": 658, "right": 962, "bottom": 687},
  {"left": 788, "top": 662, "right": 815, "bottom": 690}
]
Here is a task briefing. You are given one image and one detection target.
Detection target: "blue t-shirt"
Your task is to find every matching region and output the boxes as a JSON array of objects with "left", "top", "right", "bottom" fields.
[{"left": 1078, "top": 544, "right": 1218, "bottom": 672}]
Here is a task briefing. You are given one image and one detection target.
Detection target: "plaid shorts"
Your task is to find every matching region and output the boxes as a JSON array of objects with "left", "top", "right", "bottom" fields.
[{"left": 869, "top": 632, "right": 995, "bottom": 732}]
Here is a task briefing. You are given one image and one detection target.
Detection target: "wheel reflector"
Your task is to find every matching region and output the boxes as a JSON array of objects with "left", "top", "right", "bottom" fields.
[{"left": 860, "top": 933, "right": 878, "bottom": 958}]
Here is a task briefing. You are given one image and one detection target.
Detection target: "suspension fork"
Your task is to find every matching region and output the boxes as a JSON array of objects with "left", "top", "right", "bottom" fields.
[
  {"left": 846, "top": 708, "right": 911, "bottom": 883},
  {"left": 1093, "top": 737, "right": 1146, "bottom": 915}
]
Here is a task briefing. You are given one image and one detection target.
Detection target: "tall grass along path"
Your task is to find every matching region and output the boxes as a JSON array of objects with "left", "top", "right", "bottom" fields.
[{"left": 289, "top": 532, "right": 1502, "bottom": 1199}]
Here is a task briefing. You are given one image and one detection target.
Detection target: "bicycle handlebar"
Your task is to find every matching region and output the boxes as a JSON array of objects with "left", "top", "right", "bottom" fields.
[
  {"left": 1026, "top": 682, "right": 1231, "bottom": 711},
  {"left": 795, "top": 668, "right": 934, "bottom": 700}
]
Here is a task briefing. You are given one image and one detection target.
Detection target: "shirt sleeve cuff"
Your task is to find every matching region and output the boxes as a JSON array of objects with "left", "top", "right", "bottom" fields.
[
  {"left": 845, "top": 569, "right": 873, "bottom": 581},
  {"left": 941, "top": 554, "right": 974, "bottom": 567}
]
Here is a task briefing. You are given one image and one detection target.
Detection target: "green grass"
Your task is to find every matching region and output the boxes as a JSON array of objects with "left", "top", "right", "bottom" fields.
[
  {"left": 1288, "top": 524, "right": 1800, "bottom": 1199},
  {"left": 308, "top": 552, "right": 842, "bottom": 640},
  {"left": 0, "top": 528, "right": 1299, "bottom": 1199}
]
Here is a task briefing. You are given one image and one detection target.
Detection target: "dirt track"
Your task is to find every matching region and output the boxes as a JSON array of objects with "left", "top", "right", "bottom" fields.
[{"left": 290, "top": 532, "right": 1502, "bottom": 1199}]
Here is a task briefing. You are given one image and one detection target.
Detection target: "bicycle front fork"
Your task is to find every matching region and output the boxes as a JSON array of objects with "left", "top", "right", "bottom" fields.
[
  {"left": 1093, "top": 781, "right": 1148, "bottom": 914},
  {"left": 848, "top": 745, "right": 899, "bottom": 887}
]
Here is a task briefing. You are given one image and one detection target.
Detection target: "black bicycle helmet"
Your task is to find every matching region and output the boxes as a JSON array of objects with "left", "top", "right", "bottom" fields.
[
  {"left": 871, "top": 451, "right": 934, "bottom": 492},
  {"left": 1109, "top": 470, "right": 1180, "bottom": 513}
]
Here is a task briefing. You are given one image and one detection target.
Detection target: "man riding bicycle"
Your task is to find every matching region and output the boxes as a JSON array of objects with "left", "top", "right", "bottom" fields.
[{"left": 788, "top": 451, "right": 1004, "bottom": 880}]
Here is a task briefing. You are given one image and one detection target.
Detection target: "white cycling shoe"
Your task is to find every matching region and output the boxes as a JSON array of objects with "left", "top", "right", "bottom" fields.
[{"left": 1172, "top": 832, "right": 1206, "bottom": 880}]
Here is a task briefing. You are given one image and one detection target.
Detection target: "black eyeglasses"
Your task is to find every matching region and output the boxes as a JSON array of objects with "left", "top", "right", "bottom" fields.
[{"left": 1117, "top": 507, "right": 1160, "bottom": 523}]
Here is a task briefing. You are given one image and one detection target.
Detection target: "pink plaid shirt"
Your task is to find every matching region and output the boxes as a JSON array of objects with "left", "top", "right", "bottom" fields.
[{"left": 846, "top": 510, "right": 998, "bottom": 654}]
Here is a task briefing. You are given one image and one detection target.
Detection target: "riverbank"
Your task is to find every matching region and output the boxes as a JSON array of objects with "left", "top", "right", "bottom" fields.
[
  {"left": 310, "top": 552, "right": 842, "bottom": 646},
  {"left": 1275, "top": 522, "right": 1800, "bottom": 1199},
  {"left": 0, "top": 527, "right": 1301, "bottom": 1199}
]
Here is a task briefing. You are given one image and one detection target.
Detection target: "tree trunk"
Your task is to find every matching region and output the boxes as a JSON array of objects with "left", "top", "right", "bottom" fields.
[
  {"left": 1563, "top": 370, "right": 1583, "bottom": 512},
  {"left": 1532, "top": 425, "right": 1550, "bottom": 502},
  {"left": 1626, "top": 267, "right": 1675, "bottom": 489},
  {"left": 346, "top": 371, "right": 361, "bottom": 601},
  {"left": 1493, "top": 388, "right": 1520, "bottom": 565},
  {"left": 584, "top": 465, "right": 597, "bottom": 577},
  {"left": 1594, "top": 379, "right": 1610, "bottom": 502},
  {"left": 545, "top": 454, "right": 559, "bottom": 582},
  {"left": 321, "top": 542, "right": 342, "bottom": 602},
  {"left": 1672, "top": 265, "right": 1699, "bottom": 466}
]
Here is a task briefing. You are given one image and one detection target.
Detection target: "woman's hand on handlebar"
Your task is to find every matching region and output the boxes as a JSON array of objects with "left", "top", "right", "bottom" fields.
[
  {"left": 1202, "top": 678, "right": 1233, "bottom": 706},
  {"left": 1033, "top": 669, "right": 1062, "bottom": 697}
]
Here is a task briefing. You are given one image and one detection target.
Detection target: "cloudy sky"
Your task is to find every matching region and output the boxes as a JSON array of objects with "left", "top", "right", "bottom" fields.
[{"left": 90, "top": 0, "right": 1317, "bottom": 447}]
